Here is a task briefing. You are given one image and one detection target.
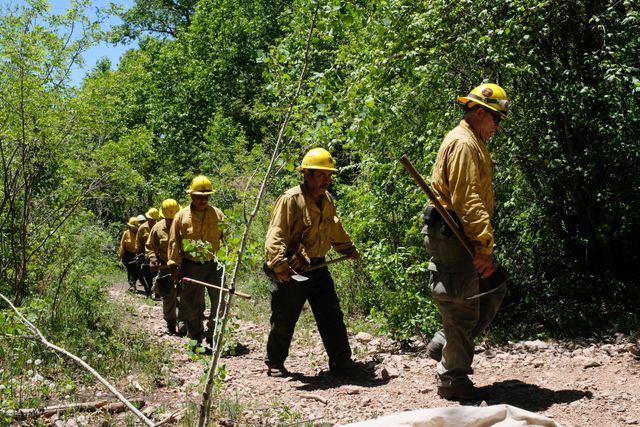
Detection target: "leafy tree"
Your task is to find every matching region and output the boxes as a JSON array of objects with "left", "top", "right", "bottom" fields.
[
  {"left": 0, "top": 0, "right": 100, "bottom": 302},
  {"left": 110, "top": 0, "right": 198, "bottom": 41},
  {"left": 259, "top": 0, "right": 640, "bottom": 339}
]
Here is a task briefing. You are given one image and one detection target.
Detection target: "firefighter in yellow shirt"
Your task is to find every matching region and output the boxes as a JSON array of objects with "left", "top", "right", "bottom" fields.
[
  {"left": 167, "top": 176, "right": 226, "bottom": 346},
  {"left": 118, "top": 217, "right": 140, "bottom": 292},
  {"left": 264, "top": 148, "right": 361, "bottom": 378},
  {"left": 422, "top": 83, "right": 509, "bottom": 400},
  {"left": 136, "top": 207, "right": 160, "bottom": 298},
  {"left": 146, "top": 199, "right": 187, "bottom": 335}
]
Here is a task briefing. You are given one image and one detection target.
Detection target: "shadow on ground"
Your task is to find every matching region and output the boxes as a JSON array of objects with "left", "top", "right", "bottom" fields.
[
  {"left": 483, "top": 379, "right": 592, "bottom": 411},
  {"left": 291, "top": 372, "right": 390, "bottom": 391}
]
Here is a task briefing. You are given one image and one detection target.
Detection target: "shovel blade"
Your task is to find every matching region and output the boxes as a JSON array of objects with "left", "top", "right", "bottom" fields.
[{"left": 291, "top": 274, "right": 309, "bottom": 282}]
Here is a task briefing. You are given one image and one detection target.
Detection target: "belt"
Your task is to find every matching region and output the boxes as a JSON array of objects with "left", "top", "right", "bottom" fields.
[{"left": 423, "top": 205, "right": 460, "bottom": 227}]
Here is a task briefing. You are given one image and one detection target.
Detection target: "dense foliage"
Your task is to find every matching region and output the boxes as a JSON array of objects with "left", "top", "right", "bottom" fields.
[{"left": 1, "top": 0, "right": 638, "bottom": 385}]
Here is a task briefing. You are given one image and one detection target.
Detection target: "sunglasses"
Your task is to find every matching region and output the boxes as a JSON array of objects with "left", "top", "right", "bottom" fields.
[{"left": 490, "top": 111, "right": 502, "bottom": 125}]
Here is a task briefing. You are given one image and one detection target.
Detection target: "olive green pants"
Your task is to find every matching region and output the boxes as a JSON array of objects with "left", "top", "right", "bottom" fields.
[
  {"left": 180, "top": 259, "right": 223, "bottom": 341},
  {"left": 155, "top": 275, "right": 187, "bottom": 327},
  {"left": 424, "top": 222, "right": 506, "bottom": 388}
]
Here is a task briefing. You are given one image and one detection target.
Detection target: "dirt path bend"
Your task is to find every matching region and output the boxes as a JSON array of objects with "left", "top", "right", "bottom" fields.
[{"left": 105, "top": 282, "right": 640, "bottom": 427}]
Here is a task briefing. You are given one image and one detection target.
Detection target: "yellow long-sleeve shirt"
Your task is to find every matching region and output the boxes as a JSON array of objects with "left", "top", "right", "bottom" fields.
[
  {"left": 265, "top": 183, "right": 356, "bottom": 273},
  {"left": 118, "top": 229, "right": 137, "bottom": 258},
  {"left": 431, "top": 119, "right": 495, "bottom": 254},
  {"left": 167, "top": 204, "right": 225, "bottom": 266},
  {"left": 146, "top": 219, "right": 171, "bottom": 264},
  {"left": 135, "top": 221, "right": 151, "bottom": 255}
]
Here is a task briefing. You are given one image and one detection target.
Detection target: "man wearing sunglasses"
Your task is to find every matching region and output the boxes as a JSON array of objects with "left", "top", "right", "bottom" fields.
[{"left": 421, "top": 83, "right": 509, "bottom": 400}]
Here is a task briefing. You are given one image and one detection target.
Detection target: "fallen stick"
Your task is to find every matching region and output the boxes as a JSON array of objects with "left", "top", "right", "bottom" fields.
[
  {"left": 181, "top": 277, "right": 251, "bottom": 299},
  {"left": 300, "top": 393, "right": 328, "bottom": 404},
  {"left": 154, "top": 408, "right": 187, "bottom": 427},
  {"left": 0, "top": 293, "right": 155, "bottom": 426},
  {"left": 4, "top": 398, "right": 145, "bottom": 420}
]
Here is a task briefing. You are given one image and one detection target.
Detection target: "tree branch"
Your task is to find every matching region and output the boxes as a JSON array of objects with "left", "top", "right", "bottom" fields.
[
  {"left": 197, "top": 2, "right": 321, "bottom": 426},
  {"left": 0, "top": 292, "right": 155, "bottom": 426}
]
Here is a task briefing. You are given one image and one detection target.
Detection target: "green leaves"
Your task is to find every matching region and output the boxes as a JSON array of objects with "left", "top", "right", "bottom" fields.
[
  {"left": 4, "top": 0, "right": 635, "bottom": 343},
  {"left": 182, "top": 239, "right": 214, "bottom": 263}
]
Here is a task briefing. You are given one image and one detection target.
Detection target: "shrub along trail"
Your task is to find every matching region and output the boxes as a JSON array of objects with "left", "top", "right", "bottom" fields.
[{"left": 105, "top": 281, "right": 640, "bottom": 426}]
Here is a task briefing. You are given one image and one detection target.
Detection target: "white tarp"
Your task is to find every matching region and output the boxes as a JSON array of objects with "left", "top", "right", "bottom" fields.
[{"left": 339, "top": 404, "right": 562, "bottom": 427}]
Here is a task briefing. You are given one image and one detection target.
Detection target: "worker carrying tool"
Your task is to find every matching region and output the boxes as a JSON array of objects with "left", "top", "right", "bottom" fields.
[
  {"left": 404, "top": 83, "right": 510, "bottom": 401},
  {"left": 136, "top": 207, "right": 160, "bottom": 298},
  {"left": 119, "top": 216, "right": 141, "bottom": 292},
  {"left": 263, "top": 147, "right": 365, "bottom": 379},
  {"left": 146, "top": 198, "right": 187, "bottom": 336},
  {"left": 167, "top": 175, "right": 226, "bottom": 349}
]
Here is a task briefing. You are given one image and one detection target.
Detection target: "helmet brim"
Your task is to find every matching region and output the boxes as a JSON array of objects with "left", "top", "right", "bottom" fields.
[
  {"left": 457, "top": 96, "right": 508, "bottom": 120},
  {"left": 186, "top": 190, "right": 214, "bottom": 195},
  {"left": 295, "top": 166, "right": 338, "bottom": 171},
  {"left": 160, "top": 204, "right": 182, "bottom": 219}
]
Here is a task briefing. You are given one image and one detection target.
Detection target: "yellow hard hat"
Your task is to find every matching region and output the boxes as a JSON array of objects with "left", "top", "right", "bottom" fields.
[
  {"left": 296, "top": 148, "right": 338, "bottom": 171},
  {"left": 186, "top": 175, "right": 214, "bottom": 195},
  {"left": 160, "top": 199, "right": 182, "bottom": 219},
  {"left": 145, "top": 208, "right": 160, "bottom": 220},
  {"left": 457, "top": 83, "right": 509, "bottom": 119},
  {"left": 127, "top": 217, "right": 140, "bottom": 227}
]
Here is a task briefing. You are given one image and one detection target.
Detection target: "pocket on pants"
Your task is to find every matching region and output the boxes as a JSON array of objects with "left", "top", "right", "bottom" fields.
[{"left": 429, "top": 267, "right": 477, "bottom": 300}]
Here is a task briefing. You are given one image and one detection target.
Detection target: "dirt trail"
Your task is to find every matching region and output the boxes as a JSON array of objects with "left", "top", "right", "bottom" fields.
[{"left": 100, "top": 281, "right": 640, "bottom": 426}]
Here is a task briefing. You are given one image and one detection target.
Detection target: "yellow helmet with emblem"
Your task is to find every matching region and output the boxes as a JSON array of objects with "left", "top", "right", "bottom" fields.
[
  {"left": 296, "top": 148, "right": 338, "bottom": 171},
  {"left": 145, "top": 208, "right": 160, "bottom": 220},
  {"left": 160, "top": 199, "right": 182, "bottom": 219},
  {"left": 127, "top": 217, "right": 140, "bottom": 227},
  {"left": 457, "top": 83, "right": 509, "bottom": 119},
  {"left": 186, "top": 175, "right": 214, "bottom": 195}
]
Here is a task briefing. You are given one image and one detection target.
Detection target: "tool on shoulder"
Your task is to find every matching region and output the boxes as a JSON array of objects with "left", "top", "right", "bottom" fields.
[
  {"left": 181, "top": 276, "right": 252, "bottom": 300},
  {"left": 399, "top": 154, "right": 508, "bottom": 300}
]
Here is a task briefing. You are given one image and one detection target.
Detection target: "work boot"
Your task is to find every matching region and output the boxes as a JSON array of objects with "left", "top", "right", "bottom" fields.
[
  {"left": 437, "top": 377, "right": 486, "bottom": 401},
  {"left": 329, "top": 359, "right": 371, "bottom": 379},
  {"left": 176, "top": 321, "right": 187, "bottom": 337},
  {"left": 166, "top": 321, "right": 177, "bottom": 335},
  {"left": 426, "top": 340, "right": 443, "bottom": 362},
  {"left": 266, "top": 364, "right": 290, "bottom": 377}
]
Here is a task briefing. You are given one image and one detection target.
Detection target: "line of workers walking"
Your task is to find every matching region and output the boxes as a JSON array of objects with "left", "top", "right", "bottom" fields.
[
  {"left": 117, "top": 155, "right": 366, "bottom": 376},
  {"left": 118, "top": 177, "right": 224, "bottom": 344},
  {"left": 117, "top": 82, "right": 509, "bottom": 397}
]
